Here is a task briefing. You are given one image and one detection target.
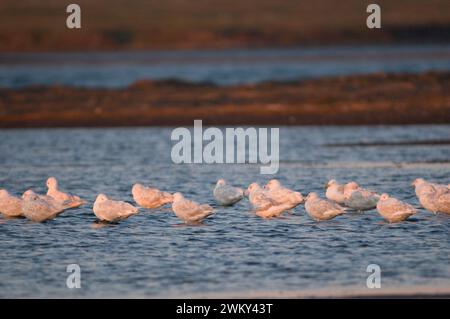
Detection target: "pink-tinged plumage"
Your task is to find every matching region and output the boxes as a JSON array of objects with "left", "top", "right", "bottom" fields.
[
  {"left": 246, "top": 183, "right": 293, "bottom": 218},
  {"left": 172, "top": 192, "right": 214, "bottom": 223},
  {"left": 46, "top": 177, "right": 86, "bottom": 208},
  {"left": 412, "top": 178, "right": 450, "bottom": 214},
  {"left": 22, "top": 191, "right": 67, "bottom": 222},
  {"left": 93, "top": 194, "right": 139, "bottom": 222},
  {"left": 264, "top": 179, "right": 303, "bottom": 210},
  {"left": 376, "top": 193, "right": 416, "bottom": 223},
  {"left": 325, "top": 180, "right": 360, "bottom": 205},
  {"left": 304, "top": 192, "right": 345, "bottom": 221},
  {"left": 132, "top": 183, "right": 173, "bottom": 209},
  {"left": 0, "top": 189, "right": 24, "bottom": 217}
]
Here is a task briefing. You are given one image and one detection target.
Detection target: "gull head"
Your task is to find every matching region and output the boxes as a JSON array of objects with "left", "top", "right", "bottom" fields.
[
  {"left": 343, "top": 182, "right": 359, "bottom": 198},
  {"left": 411, "top": 178, "right": 425, "bottom": 187},
  {"left": 264, "top": 179, "right": 281, "bottom": 190},
  {"left": 132, "top": 183, "right": 144, "bottom": 194},
  {"left": 23, "top": 192, "right": 39, "bottom": 201},
  {"left": 216, "top": 179, "right": 226, "bottom": 187},
  {"left": 379, "top": 193, "right": 390, "bottom": 201},
  {"left": 305, "top": 192, "right": 319, "bottom": 201},
  {"left": 245, "top": 183, "right": 261, "bottom": 196},
  {"left": 46, "top": 177, "right": 58, "bottom": 189},
  {"left": 173, "top": 192, "right": 184, "bottom": 202},
  {"left": 22, "top": 189, "right": 37, "bottom": 199},
  {"left": 345, "top": 182, "right": 359, "bottom": 190},
  {"left": 96, "top": 194, "right": 108, "bottom": 203},
  {"left": 325, "top": 179, "right": 337, "bottom": 189}
]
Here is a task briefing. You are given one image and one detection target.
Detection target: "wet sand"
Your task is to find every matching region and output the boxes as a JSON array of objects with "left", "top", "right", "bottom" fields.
[{"left": 0, "top": 72, "right": 449, "bottom": 128}]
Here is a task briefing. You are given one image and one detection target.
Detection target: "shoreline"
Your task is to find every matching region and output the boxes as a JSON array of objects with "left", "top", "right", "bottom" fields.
[{"left": 1, "top": 72, "right": 449, "bottom": 128}]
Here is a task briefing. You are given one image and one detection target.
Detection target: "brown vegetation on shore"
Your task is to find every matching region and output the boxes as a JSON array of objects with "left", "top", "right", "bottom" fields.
[
  {"left": 0, "top": 0, "right": 449, "bottom": 52},
  {"left": 0, "top": 72, "right": 449, "bottom": 128}
]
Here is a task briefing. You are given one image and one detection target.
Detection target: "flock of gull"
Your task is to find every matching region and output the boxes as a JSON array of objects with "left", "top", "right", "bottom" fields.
[{"left": 0, "top": 177, "right": 449, "bottom": 224}]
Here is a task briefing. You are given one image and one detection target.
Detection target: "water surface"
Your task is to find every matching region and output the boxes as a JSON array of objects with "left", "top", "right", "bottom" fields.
[
  {"left": 0, "top": 125, "right": 449, "bottom": 298},
  {"left": 1, "top": 45, "right": 450, "bottom": 88}
]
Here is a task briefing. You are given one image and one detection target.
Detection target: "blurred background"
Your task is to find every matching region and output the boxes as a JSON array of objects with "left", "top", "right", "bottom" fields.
[
  {"left": 0, "top": 0, "right": 449, "bottom": 126},
  {"left": 1, "top": 0, "right": 449, "bottom": 51}
]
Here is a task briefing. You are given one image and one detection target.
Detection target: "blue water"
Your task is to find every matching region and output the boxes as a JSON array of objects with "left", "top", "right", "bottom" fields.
[
  {"left": 1, "top": 45, "right": 450, "bottom": 88},
  {"left": 0, "top": 126, "right": 449, "bottom": 297}
]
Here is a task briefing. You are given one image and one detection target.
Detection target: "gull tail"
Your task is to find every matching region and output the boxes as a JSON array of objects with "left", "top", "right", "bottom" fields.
[{"left": 200, "top": 204, "right": 214, "bottom": 215}]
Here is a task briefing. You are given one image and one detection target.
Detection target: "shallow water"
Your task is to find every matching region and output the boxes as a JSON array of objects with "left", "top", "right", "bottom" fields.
[
  {"left": 0, "top": 125, "right": 449, "bottom": 298},
  {"left": 1, "top": 45, "right": 450, "bottom": 88}
]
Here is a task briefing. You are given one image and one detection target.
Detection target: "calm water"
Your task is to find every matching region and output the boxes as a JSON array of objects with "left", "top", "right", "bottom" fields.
[
  {"left": 0, "top": 125, "right": 449, "bottom": 298},
  {"left": 1, "top": 45, "right": 450, "bottom": 88}
]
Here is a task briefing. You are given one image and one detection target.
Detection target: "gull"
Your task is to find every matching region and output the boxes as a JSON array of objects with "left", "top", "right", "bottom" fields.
[
  {"left": 246, "top": 183, "right": 291, "bottom": 218},
  {"left": 46, "top": 177, "right": 86, "bottom": 208},
  {"left": 246, "top": 183, "right": 268, "bottom": 206},
  {"left": 412, "top": 179, "right": 449, "bottom": 213},
  {"left": 213, "top": 179, "right": 244, "bottom": 206},
  {"left": 376, "top": 194, "right": 417, "bottom": 223},
  {"left": 325, "top": 179, "right": 346, "bottom": 204},
  {"left": 420, "top": 190, "right": 450, "bottom": 215},
  {"left": 304, "top": 192, "right": 346, "bottom": 221},
  {"left": 93, "top": 194, "right": 139, "bottom": 222},
  {"left": 412, "top": 178, "right": 448, "bottom": 197},
  {"left": 436, "top": 192, "right": 450, "bottom": 214},
  {"left": 22, "top": 191, "right": 66, "bottom": 222},
  {"left": 23, "top": 189, "right": 81, "bottom": 210},
  {"left": 23, "top": 189, "right": 53, "bottom": 201},
  {"left": 0, "top": 189, "right": 24, "bottom": 217},
  {"left": 413, "top": 184, "right": 441, "bottom": 213},
  {"left": 132, "top": 183, "right": 173, "bottom": 208},
  {"left": 264, "top": 179, "right": 303, "bottom": 211},
  {"left": 325, "top": 180, "right": 359, "bottom": 205},
  {"left": 344, "top": 182, "right": 379, "bottom": 211},
  {"left": 172, "top": 193, "right": 214, "bottom": 223}
]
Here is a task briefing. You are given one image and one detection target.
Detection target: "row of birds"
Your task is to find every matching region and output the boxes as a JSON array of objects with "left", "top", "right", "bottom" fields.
[{"left": 0, "top": 177, "right": 449, "bottom": 224}]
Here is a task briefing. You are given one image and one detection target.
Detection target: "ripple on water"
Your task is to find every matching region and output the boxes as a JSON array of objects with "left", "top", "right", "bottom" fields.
[{"left": 0, "top": 125, "right": 449, "bottom": 297}]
